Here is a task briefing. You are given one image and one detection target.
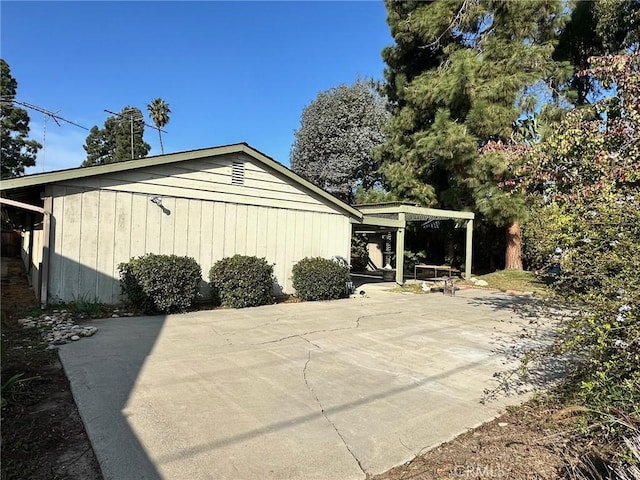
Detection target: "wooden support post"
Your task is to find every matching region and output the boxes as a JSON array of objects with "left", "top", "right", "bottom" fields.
[
  {"left": 40, "top": 196, "right": 52, "bottom": 308},
  {"left": 395, "top": 213, "right": 405, "bottom": 285},
  {"left": 465, "top": 219, "right": 473, "bottom": 280}
]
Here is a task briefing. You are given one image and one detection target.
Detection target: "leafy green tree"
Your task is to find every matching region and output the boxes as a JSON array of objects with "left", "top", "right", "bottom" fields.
[
  {"left": 290, "top": 79, "right": 389, "bottom": 203},
  {"left": 82, "top": 106, "right": 150, "bottom": 167},
  {"left": 553, "top": 0, "right": 640, "bottom": 106},
  {"left": 147, "top": 98, "right": 170, "bottom": 155},
  {"left": 0, "top": 59, "right": 41, "bottom": 178},
  {"left": 378, "top": 0, "right": 566, "bottom": 269},
  {"left": 523, "top": 53, "right": 639, "bottom": 436}
]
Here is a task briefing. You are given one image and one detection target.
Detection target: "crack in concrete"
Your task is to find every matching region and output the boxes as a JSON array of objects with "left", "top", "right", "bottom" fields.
[
  {"left": 303, "top": 351, "right": 367, "bottom": 478},
  {"left": 257, "top": 326, "right": 352, "bottom": 345},
  {"left": 297, "top": 335, "right": 322, "bottom": 350},
  {"left": 257, "top": 310, "right": 404, "bottom": 346},
  {"left": 398, "top": 437, "right": 413, "bottom": 452},
  {"left": 354, "top": 310, "right": 403, "bottom": 329},
  {"left": 209, "top": 325, "right": 233, "bottom": 346}
]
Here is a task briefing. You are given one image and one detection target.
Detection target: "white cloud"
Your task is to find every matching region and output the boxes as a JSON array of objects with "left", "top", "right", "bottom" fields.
[{"left": 25, "top": 120, "right": 87, "bottom": 174}]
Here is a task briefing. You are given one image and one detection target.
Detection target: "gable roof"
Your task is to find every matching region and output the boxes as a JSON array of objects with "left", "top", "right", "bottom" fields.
[{"left": 0, "top": 143, "right": 363, "bottom": 220}]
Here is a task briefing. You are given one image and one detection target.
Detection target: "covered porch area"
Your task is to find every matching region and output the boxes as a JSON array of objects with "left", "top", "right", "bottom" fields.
[{"left": 351, "top": 203, "right": 475, "bottom": 284}]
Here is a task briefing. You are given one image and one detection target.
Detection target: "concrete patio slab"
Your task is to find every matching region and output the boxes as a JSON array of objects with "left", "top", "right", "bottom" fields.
[{"left": 59, "top": 287, "right": 548, "bottom": 480}]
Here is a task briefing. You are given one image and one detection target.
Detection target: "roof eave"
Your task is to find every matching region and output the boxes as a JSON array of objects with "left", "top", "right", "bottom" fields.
[{"left": 0, "top": 142, "right": 363, "bottom": 221}]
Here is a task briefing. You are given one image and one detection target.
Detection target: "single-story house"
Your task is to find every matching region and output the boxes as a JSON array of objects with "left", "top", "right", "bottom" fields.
[
  {"left": 1, "top": 143, "right": 361, "bottom": 305},
  {"left": 1, "top": 143, "right": 474, "bottom": 307}
]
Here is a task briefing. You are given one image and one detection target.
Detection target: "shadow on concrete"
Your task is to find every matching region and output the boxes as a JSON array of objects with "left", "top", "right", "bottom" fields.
[
  {"left": 153, "top": 354, "right": 491, "bottom": 465},
  {"left": 466, "top": 292, "right": 579, "bottom": 402},
  {"left": 56, "top": 301, "right": 165, "bottom": 480},
  {"left": 351, "top": 272, "right": 397, "bottom": 289},
  {"left": 59, "top": 285, "right": 569, "bottom": 479}
]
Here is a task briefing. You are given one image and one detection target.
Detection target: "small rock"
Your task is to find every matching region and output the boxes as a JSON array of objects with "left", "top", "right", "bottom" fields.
[
  {"left": 498, "top": 422, "right": 508, "bottom": 427},
  {"left": 81, "top": 327, "right": 97, "bottom": 336},
  {"left": 111, "top": 314, "right": 119, "bottom": 318},
  {"left": 469, "top": 277, "right": 478, "bottom": 283},
  {"left": 71, "top": 335, "right": 80, "bottom": 341},
  {"left": 475, "top": 279, "right": 489, "bottom": 287}
]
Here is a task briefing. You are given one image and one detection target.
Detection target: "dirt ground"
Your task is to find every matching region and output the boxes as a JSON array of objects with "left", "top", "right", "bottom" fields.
[
  {"left": 372, "top": 401, "right": 572, "bottom": 480},
  {"left": 0, "top": 257, "right": 607, "bottom": 480},
  {"left": 1, "top": 257, "right": 103, "bottom": 480}
]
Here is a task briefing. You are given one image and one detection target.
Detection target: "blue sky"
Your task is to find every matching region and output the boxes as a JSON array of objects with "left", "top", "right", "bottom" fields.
[{"left": 1, "top": 1, "right": 392, "bottom": 174}]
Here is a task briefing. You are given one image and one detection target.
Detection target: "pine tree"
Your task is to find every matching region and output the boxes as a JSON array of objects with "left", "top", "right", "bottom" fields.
[
  {"left": 0, "top": 59, "right": 42, "bottom": 178},
  {"left": 82, "top": 107, "right": 150, "bottom": 167},
  {"left": 378, "top": 0, "right": 566, "bottom": 269}
]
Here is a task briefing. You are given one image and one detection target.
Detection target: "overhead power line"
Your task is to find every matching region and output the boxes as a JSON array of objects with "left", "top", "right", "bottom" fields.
[
  {"left": 104, "top": 108, "right": 168, "bottom": 160},
  {"left": 104, "top": 108, "right": 167, "bottom": 133}
]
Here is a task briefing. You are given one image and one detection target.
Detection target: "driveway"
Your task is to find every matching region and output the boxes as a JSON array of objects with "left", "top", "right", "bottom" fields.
[{"left": 59, "top": 286, "right": 546, "bottom": 480}]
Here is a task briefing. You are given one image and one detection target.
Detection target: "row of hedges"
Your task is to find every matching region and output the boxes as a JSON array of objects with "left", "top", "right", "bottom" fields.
[{"left": 118, "top": 254, "right": 351, "bottom": 313}]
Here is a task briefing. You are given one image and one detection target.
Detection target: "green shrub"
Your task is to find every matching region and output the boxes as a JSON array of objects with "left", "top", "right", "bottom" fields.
[
  {"left": 292, "top": 257, "right": 351, "bottom": 301},
  {"left": 519, "top": 54, "right": 640, "bottom": 441},
  {"left": 350, "top": 234, "right": 369, "bottom": 272},
  {"left": 209, "top": 255, "right": 274, "bottom": 308},
  {"left": 118, "top": 254, "right": 202, "bottom": 314}
]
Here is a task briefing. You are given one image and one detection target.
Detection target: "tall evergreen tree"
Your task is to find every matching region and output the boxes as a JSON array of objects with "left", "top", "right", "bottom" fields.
[
  {"left": 147, "top": 98, "right": 171, "bottom": 154},
  {"left": 82, "top": 106, "right": 150, "bottom": 167},
  {"left": 0, "top": 59, "right": 42, "bottom": 178},
  {"left": 290, "top": 79, "right": 388, "bottom": 203},
  {"left": 553, "top": 0, "right": 640, "bottom": 106},
  {"left": 378, "top": 0, "right": 565, "bottom": 269}
]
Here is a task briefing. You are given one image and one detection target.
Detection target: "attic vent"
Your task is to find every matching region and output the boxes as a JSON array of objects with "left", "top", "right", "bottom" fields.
[{"left": 231, "top": 161, "right": 244, "bottom": 185}]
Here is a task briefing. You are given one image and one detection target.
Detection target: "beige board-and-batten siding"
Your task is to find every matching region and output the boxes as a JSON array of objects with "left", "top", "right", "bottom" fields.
[
  {"left": 21, "top": 220, "right": 44, "bottom": 293},
  {"left": 47, "top": 152, "right": 351, "bottom": 304}
]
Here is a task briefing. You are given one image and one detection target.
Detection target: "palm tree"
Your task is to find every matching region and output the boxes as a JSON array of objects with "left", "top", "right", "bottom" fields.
[{"left": 147, "top": 98, "right": 171, "bottom": 154}]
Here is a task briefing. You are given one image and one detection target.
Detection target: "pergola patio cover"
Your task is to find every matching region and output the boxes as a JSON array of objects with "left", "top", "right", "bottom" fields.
[{"left": 352, "top": 203, "right": 475, "bottom": 283}]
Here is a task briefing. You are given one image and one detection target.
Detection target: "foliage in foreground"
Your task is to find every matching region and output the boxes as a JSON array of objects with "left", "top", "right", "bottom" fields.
[
  {"left": 524, "top": 53, "right": 640, "bottom": 438},
  {"left": 292, "top": 257, "right": 351, "bottom": 301},
  {"left": 118, "top": 254, "right": 202, "bottom": 314},
  {"left": 209, "top": 255, "right": 274, "bottom": 309}
]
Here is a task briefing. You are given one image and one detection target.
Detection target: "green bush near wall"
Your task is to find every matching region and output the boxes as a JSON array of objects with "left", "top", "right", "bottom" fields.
[
  {"left": 292, "top": 257, "right": 351, "bottom": 301},
  {"left": 118, "top": 254, "right": 202, "bottom": 314},
  {"left": 209, "top": 255, "right": 275, "bottom": 308}
]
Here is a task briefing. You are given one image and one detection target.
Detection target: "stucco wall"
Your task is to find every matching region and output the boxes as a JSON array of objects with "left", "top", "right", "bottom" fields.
[{"left": 46, "top": 153, "right": 352, "bottom": 304}]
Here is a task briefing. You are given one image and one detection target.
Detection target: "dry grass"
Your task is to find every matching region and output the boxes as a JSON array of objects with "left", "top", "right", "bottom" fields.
[{"left": 464, "top": 269, "right": 552, "bottom": 295}]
